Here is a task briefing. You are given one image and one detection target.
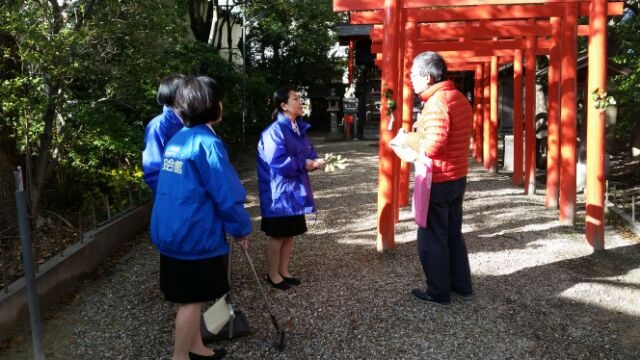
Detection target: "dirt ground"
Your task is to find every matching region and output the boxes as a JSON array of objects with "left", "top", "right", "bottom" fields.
[{"left": 1, "top": 134, "right": 639, "bottom": 359}]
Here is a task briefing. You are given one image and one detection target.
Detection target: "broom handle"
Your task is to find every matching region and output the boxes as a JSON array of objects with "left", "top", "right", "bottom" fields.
[
  {"left": 242, "top": 247, "right": 276, "bottom": 318},
  {"left": 227, "top": 239, "right": 233, "bottom": 285},
  {"left": 227, "top": 239, "right": 234, "bottom": 338}
]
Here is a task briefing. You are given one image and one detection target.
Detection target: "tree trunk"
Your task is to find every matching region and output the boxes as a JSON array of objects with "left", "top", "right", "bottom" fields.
[
  {"left": 29, "top": 87, "right": 59, "bottom": 224},
  {"left": 226, "top": 10, "right": 233, "bottom": 63},
  {"left": 0, "top": 127, "right": 18, "bottom": 231},
  {"left": 1, "top": 32, "right": 20, "bottom": 230},
  {"left": 189, "top": 0, "right": 214, "bottom": 42}
]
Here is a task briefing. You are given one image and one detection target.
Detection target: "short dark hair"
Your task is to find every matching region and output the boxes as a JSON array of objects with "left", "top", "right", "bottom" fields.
[
  {"left": 412, "top": 51, "right": 447, "bottom": 83},
  {"left": 271, "top": 86, "right": 297, "bottom": 120},
  {"left": 156, "top": 74, "right": 185, "bottom": 107},
  {"left": 173, "top": 76, "right": 223, "bottom": 127}
]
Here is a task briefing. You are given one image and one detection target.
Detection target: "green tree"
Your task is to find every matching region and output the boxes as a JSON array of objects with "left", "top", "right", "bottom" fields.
[
  {"left": 244, "top": 0, "right": 344, "bottom": 89},
  {"left": 0, "top": 0, "right": 189, "bottom": 221},
  {"left": 609, "top": 2, "right": 640, "bottom": 146}
]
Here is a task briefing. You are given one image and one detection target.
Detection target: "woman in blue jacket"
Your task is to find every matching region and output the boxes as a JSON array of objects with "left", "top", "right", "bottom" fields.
[
  {"left": 142, "top": 74, "right": 185, "bottom": 194},
  {"left": 151, "top": 76, "right": 251, "bottom": 360},
  {"left": 257, "top": 86, "right": 324, "bottom": 290}
]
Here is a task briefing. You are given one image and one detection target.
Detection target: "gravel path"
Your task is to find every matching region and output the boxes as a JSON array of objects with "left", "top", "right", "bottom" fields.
[{"left": 2, "top": 135, "right": 639, "bottom": 359}]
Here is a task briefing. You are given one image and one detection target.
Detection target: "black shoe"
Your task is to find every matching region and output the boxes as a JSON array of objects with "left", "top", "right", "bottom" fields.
[
  {"left": 266, "top": 276, "right": 290, "bottom": 290},
  {"left": 189, "top": 348, "right": 227, "bottom": 360},
  {"left": 411, "top": 288, "right": 450, "bottom": 308},
  {"left": 282, "top": 276, "right": 301, "bottom": 286},
  {"left": 451, "top": 290, "right": 473, "bottom": 301}
]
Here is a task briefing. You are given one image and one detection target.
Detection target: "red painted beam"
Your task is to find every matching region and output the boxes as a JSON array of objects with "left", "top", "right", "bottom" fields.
[
  {"left": 418, "top": 22, "right": 552, "bottom": 40},
  {"left": 350, "top": 10, "right": 383, "bottom": 24},
  {"left": 406, "top": 2, "right": 622, "bottom": 22},
  {"left": 407, "top": 4, "right": 570, "bottom": 22},
  {"left": 445, "top": 57, "right": 514, "bottom": 65},
  {"left": 336, "top": 0, "right": 594, "bottom": 11},
  {"left": 348, "top": 2, "right": 623, "bottom": 24},
  {"left": 448, "top": 64, "right": 486, "bottom": 71},
  {"left": 403, "top": 0, "right": 588, "bottom": 7},
  {"left": 371, "top": 42, "right": 550, "bottom": 56}
]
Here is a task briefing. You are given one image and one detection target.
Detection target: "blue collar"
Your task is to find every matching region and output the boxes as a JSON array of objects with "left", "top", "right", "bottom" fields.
[
  {"left": 163, "top": 106, "right": 182, "bottom": 125},
  {"left": 276, "top": 112, "right": 310, "bottom": 134}
]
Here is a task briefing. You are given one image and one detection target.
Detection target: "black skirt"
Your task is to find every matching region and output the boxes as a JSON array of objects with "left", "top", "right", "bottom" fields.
[
  {"left": 261, "top": 215, "right": 307, "bottom": 237},
  {"left": 159, "top": 254, "right": 229, "bottom": 304}
]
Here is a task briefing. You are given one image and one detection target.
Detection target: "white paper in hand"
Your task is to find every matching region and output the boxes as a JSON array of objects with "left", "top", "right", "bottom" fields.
[{"left": 389, "top": 129, "right": 419, "bottom": 163}]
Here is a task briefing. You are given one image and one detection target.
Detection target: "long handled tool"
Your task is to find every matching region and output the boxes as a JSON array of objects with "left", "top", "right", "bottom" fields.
[
  {"left": 201, "top": 240, "right": 251, "bottom": 343},
  {"left": 242, "top": 246, "right": 286, "bottom": 352}
]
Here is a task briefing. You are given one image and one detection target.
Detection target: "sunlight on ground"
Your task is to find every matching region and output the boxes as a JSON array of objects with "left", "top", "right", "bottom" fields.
[
  {"left": 464, "top": 189, "right": 526, "bottom": 199},
  {"left": 477, "top": 220, "right": 564, "bottom": 238},
  {"left": 469, "top": 237, "right": 592, "bottom": 276},
  {"left": 559, "top": 268, "right": 640, "bottom": 317},
  {"left": 337, "top": 237, "right": 377, "bottom": 246}
]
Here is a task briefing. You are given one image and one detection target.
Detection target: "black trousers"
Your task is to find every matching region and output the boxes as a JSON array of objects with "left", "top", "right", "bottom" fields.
[{"left": 417, "top": 176, "right": 472, "bottom": 303}]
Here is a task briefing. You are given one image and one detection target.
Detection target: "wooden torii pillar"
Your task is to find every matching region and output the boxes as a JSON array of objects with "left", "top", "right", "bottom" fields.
[
  {"left": 585, "top": 0, "right": 608, "bottom": 249},
  {"left": 334, "top": 0, "right": 618, "bottom": 250},
  {"left": 374, "top": 0, "right": 402, "bottom": 251}
]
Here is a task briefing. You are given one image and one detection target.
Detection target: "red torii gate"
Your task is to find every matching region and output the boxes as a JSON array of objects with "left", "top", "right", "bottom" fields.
[{"left": 333, "top": 0, "right": 620, "bottom": 251}]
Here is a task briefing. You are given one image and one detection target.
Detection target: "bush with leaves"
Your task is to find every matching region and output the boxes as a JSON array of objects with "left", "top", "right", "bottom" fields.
[{"left": 609, "top": 6, "right": 640, "bottom": 147}]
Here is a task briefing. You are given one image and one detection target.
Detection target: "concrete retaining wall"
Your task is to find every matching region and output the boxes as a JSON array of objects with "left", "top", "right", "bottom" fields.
[{"left": 0, "top": 203, "right": 151, "bottom": 340}]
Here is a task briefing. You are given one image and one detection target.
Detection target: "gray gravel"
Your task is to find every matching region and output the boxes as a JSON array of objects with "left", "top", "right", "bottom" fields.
[{"left": 2, "top": 135, "right": 640, "bottom": 359}]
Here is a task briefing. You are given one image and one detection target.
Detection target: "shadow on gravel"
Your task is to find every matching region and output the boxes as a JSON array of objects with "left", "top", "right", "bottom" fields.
[{"left": 2, "top": 134, "right": 639, "bottom": 359}]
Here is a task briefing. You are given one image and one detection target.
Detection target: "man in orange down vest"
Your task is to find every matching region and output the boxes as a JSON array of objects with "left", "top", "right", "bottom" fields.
[{"left": 405, "top": 51, "right": 473, "bottom": 308}]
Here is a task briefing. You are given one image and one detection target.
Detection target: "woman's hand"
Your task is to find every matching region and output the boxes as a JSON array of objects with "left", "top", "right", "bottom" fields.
[
  {"left": 234, "top": 236, "right": 249, "bottom": 250},
  {"left": 305, "top": 159, "right": 317, "bottom": 171},
  {"left": 305, "top": 158, "right": 325, "bottom": 171}
]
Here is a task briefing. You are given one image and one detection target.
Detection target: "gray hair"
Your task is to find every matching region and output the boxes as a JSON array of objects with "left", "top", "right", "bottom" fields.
[{"left": 411, "top": 51, "right": 447, "bottom": 83}]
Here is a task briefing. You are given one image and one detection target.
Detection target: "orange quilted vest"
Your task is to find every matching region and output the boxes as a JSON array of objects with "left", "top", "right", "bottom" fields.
[{"left": 410, "top": 80, "right": 473, "bottom": 183}]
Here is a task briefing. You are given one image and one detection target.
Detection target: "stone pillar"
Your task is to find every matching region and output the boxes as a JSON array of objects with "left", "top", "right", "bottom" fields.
[{"left": 326, "top": 88, "right": 343, "bottom": 141}]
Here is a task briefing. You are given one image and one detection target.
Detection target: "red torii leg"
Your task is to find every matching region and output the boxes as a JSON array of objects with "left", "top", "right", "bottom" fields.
[
  {"left": 560, "top": 2, "right": 578, "bottom": 226},
  {"left": 483, "top": 61, "right": 491, "bottom": 169},
  {"left": 490, "top": 55, "right": 499, "bottom": 172},
  {"left": 376, "top": 0, "right": 400, "bottom": 251},
  {"left": 586, "top": 0, "right": 608, "bottom": 250},
  {"left": 400, "top": 19, "right": 417, "bottom": 209},
  {"left": 524, "top": 33, "right": 537, "bottom": 195},
  {"left": 513, "top": 48, "right": 524, "bottom": 186},
  {"left": 546, "top": 16, "right": 562, "bottom": 208},
  {"left": 474, "top": 63, "right": 484, "bottom": 163}
]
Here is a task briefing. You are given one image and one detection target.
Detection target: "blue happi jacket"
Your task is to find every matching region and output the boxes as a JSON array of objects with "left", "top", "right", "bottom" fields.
[
  {"left": 257, "top": 113, "right": 318, "bottom": 218},
  {"left": 151, "top": 124, "right": 252, "bottom": 260},
  {"left": 142, "top": 106, "right": 183, "bottom": 193}
]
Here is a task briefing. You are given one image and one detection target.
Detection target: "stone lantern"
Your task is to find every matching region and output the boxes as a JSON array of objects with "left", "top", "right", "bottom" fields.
[{"left": 326, "top": 88, "right": 342, "bottom": 140}]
